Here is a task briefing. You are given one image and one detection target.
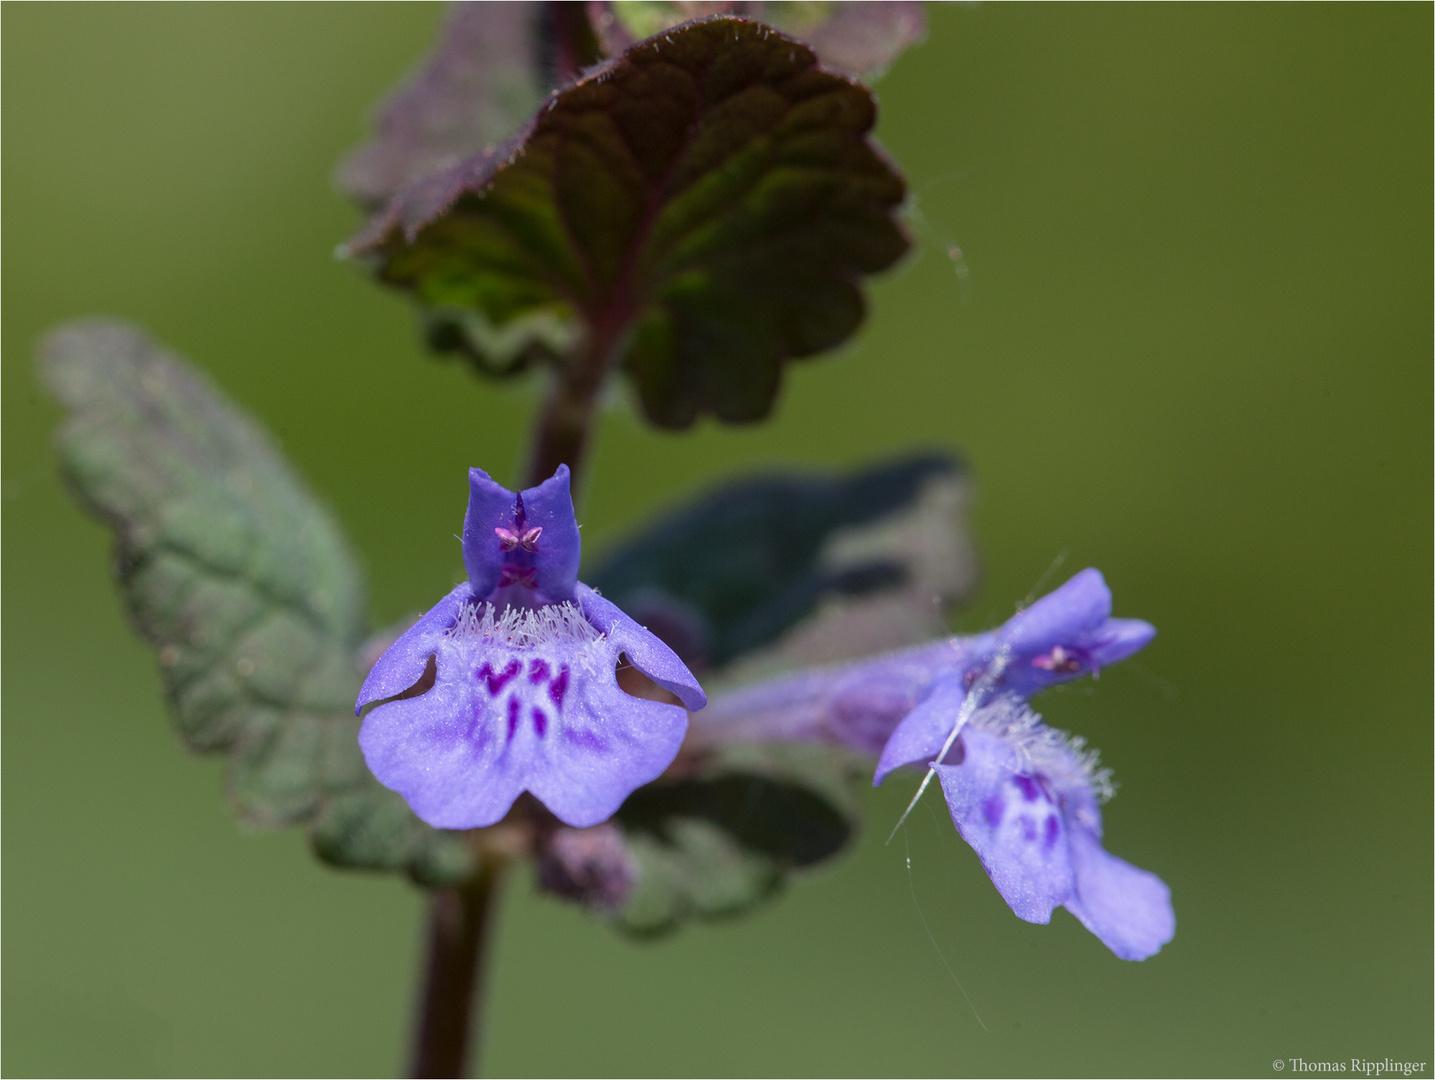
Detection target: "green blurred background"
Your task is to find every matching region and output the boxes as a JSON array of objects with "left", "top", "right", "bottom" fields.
[{"left": 4, "top": 4, "right": 1430, "bottom": 1076}]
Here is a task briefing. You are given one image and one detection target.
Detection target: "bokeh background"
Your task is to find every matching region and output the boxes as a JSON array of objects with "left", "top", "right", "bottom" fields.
[{"left": 4, "top": 4, "right": 1430, "bottom": 1076}]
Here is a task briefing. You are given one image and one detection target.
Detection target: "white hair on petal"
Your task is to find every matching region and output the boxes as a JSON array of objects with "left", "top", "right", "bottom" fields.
[
  {"left": 447, "top": 600, "right": 602, "bottom": 648},
  {"left": 967, "top": 695, "right": 1115, "bottom": 803}
]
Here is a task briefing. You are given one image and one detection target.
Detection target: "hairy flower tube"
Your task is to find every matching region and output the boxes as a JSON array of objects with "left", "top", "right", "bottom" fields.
[
  {"left": 356, "top": 466, "right": 706, "bottom": 830},
  {"left": 693, "top": 569, "right": 1174, "bottom": 959}
]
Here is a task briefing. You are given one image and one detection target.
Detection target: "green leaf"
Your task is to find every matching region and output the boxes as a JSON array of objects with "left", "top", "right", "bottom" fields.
[
  {"left": 612, "top": 741, "right": 864, "bottom": 936},
  {"left": 347, "top": 15, "right": 909, "bottom": 428},
  {"left": 41, "top": 320, "right": 473, "bottom": 885},
  {"left": 587, "top": 454, "right": 976, "bottom": 671}
]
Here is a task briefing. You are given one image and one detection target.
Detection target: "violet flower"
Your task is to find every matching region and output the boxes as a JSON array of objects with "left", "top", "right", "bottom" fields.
[
  {"left": 873, "top": 567, "right": 1157, "bottom": 783},
  {"left": 356, "top": 466, "right": 706, "bottom": 830},
  {"left": 693, "top": 569, "right": 1174, "bottom": 959},
  {"left": 934, "top": 697, "right": 1173, "bottom": 960}
]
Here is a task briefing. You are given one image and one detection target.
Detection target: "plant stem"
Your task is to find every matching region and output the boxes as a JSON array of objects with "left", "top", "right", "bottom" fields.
[
  {"left": 409, "top": 859, "right": 508, "bottom": 1079},
  {"left": 524, "top": 368, "right": 603, "bottom": 489},
  {"left": 523, "top": 305, "right": 628, "bottom": 488}
]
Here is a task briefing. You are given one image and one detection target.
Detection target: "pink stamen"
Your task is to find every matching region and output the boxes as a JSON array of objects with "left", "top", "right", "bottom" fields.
[
  {"left": 494, "top": 526, "right": 541, "bottom": 552},
  {"left": 1032, "top": 646, "right": 1082, "bottom": 673}
]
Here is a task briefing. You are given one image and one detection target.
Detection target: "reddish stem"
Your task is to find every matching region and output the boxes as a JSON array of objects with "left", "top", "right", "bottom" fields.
[
  {"left": 408, "top": 859, "right": 508, "bottom": 1078},
  {"left": 522, "top": 319, "right": 625, "bottom": 489}
]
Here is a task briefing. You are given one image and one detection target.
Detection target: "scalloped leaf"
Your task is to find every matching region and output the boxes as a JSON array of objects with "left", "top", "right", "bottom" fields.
[
  {"left": 348, "top": 16, "right": 909, "bottom": 428},
  {"left": 339, "top": 4, "right": 923, "bottom": 216},
  {"left": 41, "top": 320, "right": 473, "bottom": 885}
]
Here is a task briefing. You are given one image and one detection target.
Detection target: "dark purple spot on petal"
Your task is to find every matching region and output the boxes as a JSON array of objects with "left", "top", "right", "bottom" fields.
[
  {"left": 529, "top": 658, "right": 551, "bottom": 684},
  {"left": 506, "top": 695, "right": 521, "bottom": 741},
  {"left": 1013, "top": 774, "right": 1041, "bottom": 802},
  {"left": 1044, "top": 814, "right": 1061, "bottom": 849},
  {"left": 982, "top": 795, "right": 1004, "bottom": 827},
  {"left": 480, "top": 659, "right": 522, "bottom": 696},
  {"left": 549, "top": 666, "right": 570, "bottom": 709},
  {"left": 532, "top": 707, "right": 548, "bottom": 737}
]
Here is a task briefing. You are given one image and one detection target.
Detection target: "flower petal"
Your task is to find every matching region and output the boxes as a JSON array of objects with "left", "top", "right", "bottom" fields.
[
  {"left": 1000, "top": 567, "right": 1111, "bottom": 653},
  {"left": 358, "top": 634, "right": 528, "bottom": 828},
  {"left": 685, "top": 665, "right": 844, "bottom": 749},
  {"left": 358, "top": 604, "right": 693, "bottom": 829},
  {"left": 462, "top": 468, "right": 517, "bottom": 598},
  {"left": 519, "top": 464, "right": 581, "bottom": 602},
  {"left": 355, "top": 583, "right": 467, "bottom": 713},
  {"left": 935, "top": 727, "right": 1075, "bottom": 923},
  {"left": 873, "top": 670, "right": 966, "bottom": 784},
  {"left": 1082, "top": 617, "right": 1157, "bottom": 670},
  {"left": 1063, "top": 826, "right": 1175, "bottom": 960},
  {"left": 524, "top": 661, "right": 689, "bottom": 827},
  {"left": 578, "top": 584, "right": 706, "bottom": 711},
  {"left": 462, "top": 465, "right": 581, "bottom": 604}
]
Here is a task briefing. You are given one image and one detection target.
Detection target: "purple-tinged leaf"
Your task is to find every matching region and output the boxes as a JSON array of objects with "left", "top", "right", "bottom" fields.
[
  {"left": 336, "top": 3, "right": 546, "bottom": 210},
  {"left": 346, "top": 15, "right": 910, "bottom": 429},
  {"left": 592, "top": 2, "right": 926, "bottom": 80}
]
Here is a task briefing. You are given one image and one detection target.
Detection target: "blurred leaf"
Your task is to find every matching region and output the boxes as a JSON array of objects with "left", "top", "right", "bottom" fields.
[
  {"left": 347, "top": 15, "right": 909, "bottom": 428},
  {"left": 336, "top": 2, "right": 546, "bottom": 211},
  {"left": 594, "top": 2, "right": 926, "bottom": 80},
  {"left": 613, "top": 741, "right": 863, "bottom": 936},
  {"left": 764, "top": 1, "right": 926, "bottom": 81},
  {"left": 40, "top": 320, "right": 474, "bottom": 885},
  {"left": 587, "top": 454, "right": 975, "bottom": 671}
]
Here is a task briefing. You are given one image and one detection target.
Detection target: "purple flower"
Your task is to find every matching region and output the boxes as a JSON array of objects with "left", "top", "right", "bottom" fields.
[
  {"left": 535, "top": 823, "right": 637, "bottom": 912},
  {"left": 356, "top": 466, "right": 706, "bottom": 830},
  {"left": 874, "top": 567, "right": 1155, "bottom": 783},
  {"left": 935, "top": 697, "right": 1174, "bottom": 960},
  {"left": 693, "top": 568, "right": 1173, "bottom": 959}
]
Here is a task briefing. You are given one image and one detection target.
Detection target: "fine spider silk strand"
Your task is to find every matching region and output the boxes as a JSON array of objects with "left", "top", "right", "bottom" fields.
[
  {"left": 886, "top": 644, "right": 1012, "bottom": 845},
  {"left": 1021, "top": 548, "right": 1070, "bottom": 610},
  {"left": 903, "top": 827, "right": 987, "bottom": 1031}
]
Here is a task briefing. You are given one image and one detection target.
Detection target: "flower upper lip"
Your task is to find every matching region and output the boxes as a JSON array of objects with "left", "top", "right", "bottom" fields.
[{"left": 462, "top": 465, "right": 582, "bottom": 607}]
